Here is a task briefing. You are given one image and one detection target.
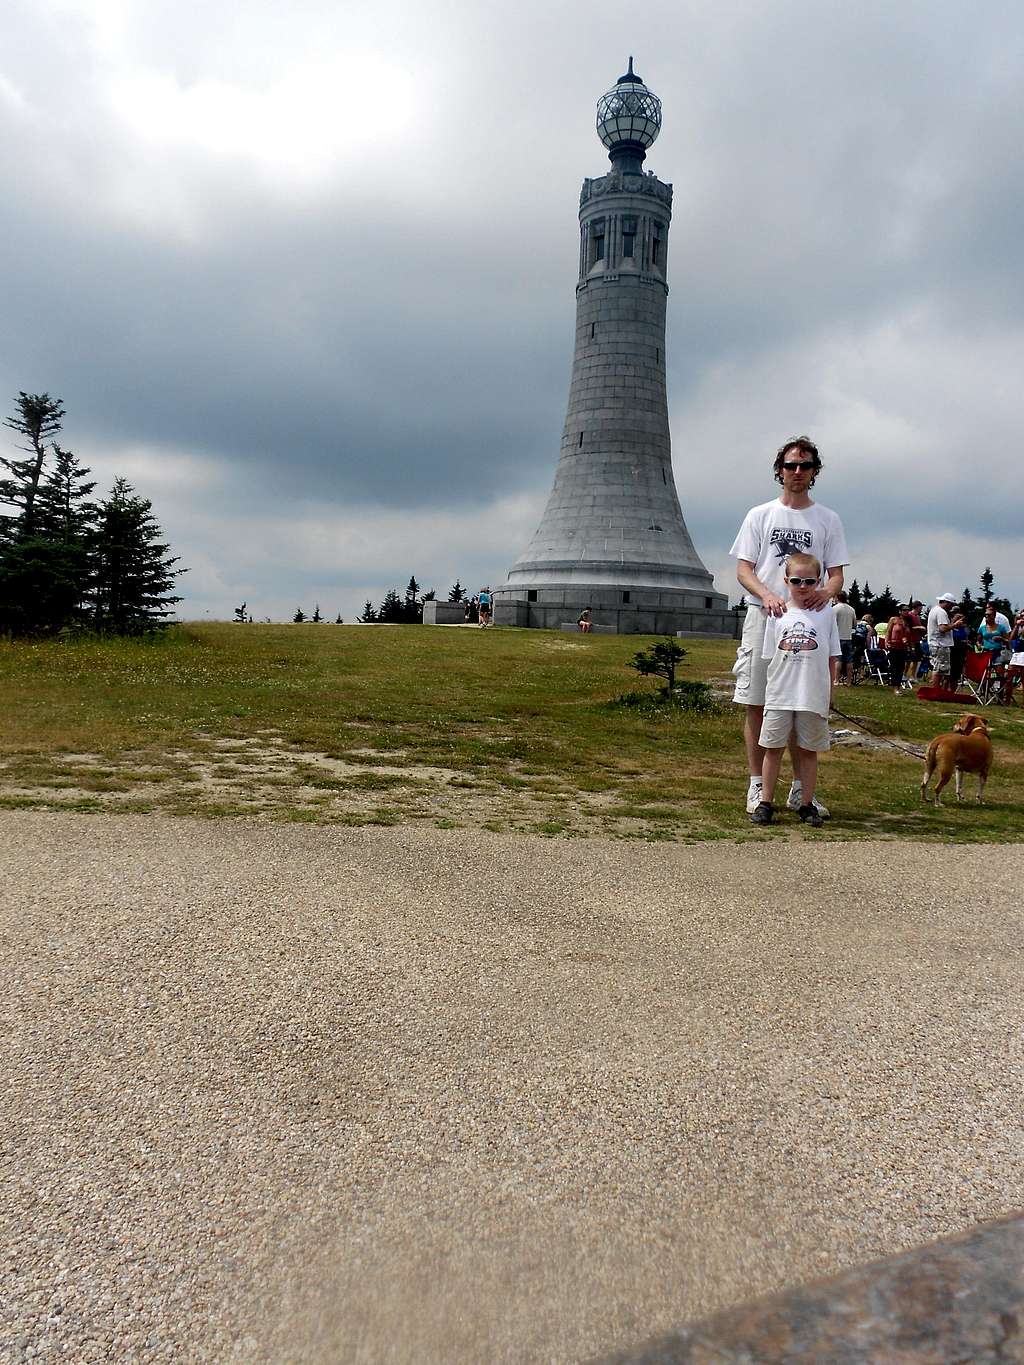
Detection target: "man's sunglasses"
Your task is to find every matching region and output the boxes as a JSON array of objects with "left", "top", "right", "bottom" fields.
[
  {"left": 782, "top": 460, "right": 816, "bottom": 472},
  {"left": 786, "top": 576, "right": 818, "bottom": 586}
]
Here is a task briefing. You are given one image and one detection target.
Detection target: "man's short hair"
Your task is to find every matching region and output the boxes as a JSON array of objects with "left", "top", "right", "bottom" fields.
[
  {"left": 837, "top": 590, "right": 848, "bottom": 603},
  {"left": 786, "top": 552, "right": 821, "bottom": 579},
  {"left": 773, "top": 435, "right": 822, "bottom": 486}
]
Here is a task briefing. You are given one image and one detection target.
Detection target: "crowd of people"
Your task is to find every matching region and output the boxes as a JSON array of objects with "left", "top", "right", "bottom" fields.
[{"left": 834, "top": 595, "right": 1024, "bottom": 702}]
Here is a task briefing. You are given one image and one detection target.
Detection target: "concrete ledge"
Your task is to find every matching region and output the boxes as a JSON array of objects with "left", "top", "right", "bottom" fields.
[
  {"left": 590, "top": 1213, "right": 1024, "bottom": 1364},
  {"left": 560, "top": 622, "right": 616, "bottom": 634}
]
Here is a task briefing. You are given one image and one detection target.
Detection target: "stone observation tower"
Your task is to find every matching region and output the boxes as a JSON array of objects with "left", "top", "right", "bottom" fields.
[{"left": 492, "top": 60, "right": 731, "bottom": 634}]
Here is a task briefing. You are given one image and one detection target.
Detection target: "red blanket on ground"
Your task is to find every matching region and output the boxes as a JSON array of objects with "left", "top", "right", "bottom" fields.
[{"left": 915, "top": 686, "right": 976, "bottom": 703}]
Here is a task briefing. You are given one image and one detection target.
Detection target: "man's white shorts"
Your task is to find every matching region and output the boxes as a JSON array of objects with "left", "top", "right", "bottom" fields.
[
  {"left": 732, "top": 606, "right": 769, "bottom": 706},
  {"left": 759, "top": 709, "right": 831, "bottom": 752}
]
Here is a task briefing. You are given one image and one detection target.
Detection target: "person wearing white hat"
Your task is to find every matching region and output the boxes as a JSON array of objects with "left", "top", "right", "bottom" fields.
[{"left": 927, "top": 593, "right": 957, "bottom": 688}]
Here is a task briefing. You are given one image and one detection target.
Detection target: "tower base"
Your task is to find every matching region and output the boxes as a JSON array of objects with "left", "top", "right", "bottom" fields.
[{"left": 491, "top": 583, "right": 735, "bottom": 636}]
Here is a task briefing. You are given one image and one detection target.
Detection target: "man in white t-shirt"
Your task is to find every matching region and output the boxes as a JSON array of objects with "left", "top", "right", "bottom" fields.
[
  {"left": 752, "top": 552, "right": 842, "bottom": 828},
  {"left": 927, "top": 592, "right": 956, "bottom": 687},
  {"left": 730, "top": 436, "right": 849, "bottom": 818}
]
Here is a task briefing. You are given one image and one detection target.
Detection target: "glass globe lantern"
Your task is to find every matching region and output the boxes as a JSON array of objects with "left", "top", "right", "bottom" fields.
[{"left": 596, "top": 57, "right": 662, "bottom": 174}]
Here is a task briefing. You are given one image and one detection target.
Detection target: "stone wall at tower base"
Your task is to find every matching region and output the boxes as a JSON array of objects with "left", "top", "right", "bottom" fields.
[{"left": 492, "top": 584, "right": 736, "bottom": 637}]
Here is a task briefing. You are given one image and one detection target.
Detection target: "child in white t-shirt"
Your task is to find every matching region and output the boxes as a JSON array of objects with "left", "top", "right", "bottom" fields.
[{"left": 751, "top": 552, "right": 842, "bottom": 828}]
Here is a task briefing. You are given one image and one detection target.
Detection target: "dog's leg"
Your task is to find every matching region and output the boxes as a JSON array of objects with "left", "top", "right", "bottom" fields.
[
  {"left": 955, "top": 769, "right": 964, "bottom": 803},
  {"left": 933, "top": 772, "right": 948, "bottom": 806},
  {"left": 921, "top": 753, "right": 935, "bottom": 802},
  {"left": 977, "top": 774, "right": 986, "bottom": 804}
]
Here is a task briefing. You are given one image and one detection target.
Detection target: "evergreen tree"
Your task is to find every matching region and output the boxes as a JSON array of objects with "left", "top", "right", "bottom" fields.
[
  {"left": 847, "top": 579, "right": 863, "bottom": 615},
  {"left": 293, "top": 607, "right": 306, "bottom": 623},
  {"left": 0, "top": 443, "right": 97, "bottom": 634},
  {"left": 0, "top": 391, "right": 65, "bottom": 537},
  {"left": 335, "top": 613, "right": 343, "bottom": 624},
  {"left": 358, "top": 600, "right": 377, "bottom": 623},
  {"left": 0, "top": 534, "right": 90, "bottom": 635},
  {"left": 631, "top": 638, "right": 687, "bottom": 690},
  {"left": 34, "top": 445, "right": 97, "bottom": 541},
  {"left": 378, "top": 588, "right": 404, "bottom": 623},
  {"left": 91, "top": 477, "right": 183, "bottom": 634},
  {"left": 979, "top": 567, "right": 994, "bottom": 606},
  {"left": 448, "top": 580, "right": 465, "bottom": 603},
  {"left": 403, "top": 575, "right": 422, "bottom": 623},
  {"left": 423, "top": 588, "right": 436, "bottom": 602},
  {"left": 311, "top": 603, "right": 322, "bottom": 623},
  {"left": 866, "top": 585, "right": 899, "bottom": 622}
]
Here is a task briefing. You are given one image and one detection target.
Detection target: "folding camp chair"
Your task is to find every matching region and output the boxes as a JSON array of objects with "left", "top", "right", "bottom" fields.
[
  {"left": 864, "top": 647, "right": 890, "bottom": 686},
  {"left": 961, "top": 649, "right": 999, "bottom": 705}
]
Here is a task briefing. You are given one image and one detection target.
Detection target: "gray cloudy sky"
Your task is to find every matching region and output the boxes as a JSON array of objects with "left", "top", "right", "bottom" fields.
[{"left": 2, "top": 0, "right": 1022, "bottom": 620}]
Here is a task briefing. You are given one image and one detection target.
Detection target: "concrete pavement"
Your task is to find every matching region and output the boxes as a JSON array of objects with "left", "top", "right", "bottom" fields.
[{"left": 3, "top": 812, "right": 1022, "bottom": 1363}]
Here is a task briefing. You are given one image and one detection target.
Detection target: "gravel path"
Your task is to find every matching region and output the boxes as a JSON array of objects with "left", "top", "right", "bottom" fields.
[{"left": 3, "top": 811, "right": 1022, "bottom": 1364}]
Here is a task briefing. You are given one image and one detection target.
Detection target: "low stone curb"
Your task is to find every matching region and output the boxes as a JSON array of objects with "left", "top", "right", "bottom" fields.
[{"left": 591, "top": 1214, "right": 1024, "bottom": 1363}]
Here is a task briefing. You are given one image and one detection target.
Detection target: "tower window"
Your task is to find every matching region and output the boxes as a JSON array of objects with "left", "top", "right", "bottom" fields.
[
  {"left": 590, "top": 322, "right": 595, "bottom": 338},
  {"left": 622, "top": 591, "right": 631, "bottom": 604},
  {"left": 705, "top": 597, "right": 713, "bottom": 609},
  {"left": 622, "top": 216, "right": 636, "bottom": 258},
  {"left": 651, "top": 221, "right": 663, "bottom": 266},
  {"left": 578, "top": 431, "right": 584, "bottom": 447},
  {"left": 590, "top": 220, "right": 605, "bottom": 264},
  {"left": 527, "top": 590, "right": 537, "bottom": 602},
  {"left": 662, "top": 467, "right": 667, "bottom": 484}
]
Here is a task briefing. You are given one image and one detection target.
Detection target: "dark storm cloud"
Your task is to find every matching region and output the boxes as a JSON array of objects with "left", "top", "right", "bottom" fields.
[{"left": 1, "top": 0, "right": 1022, "bottom": 619}]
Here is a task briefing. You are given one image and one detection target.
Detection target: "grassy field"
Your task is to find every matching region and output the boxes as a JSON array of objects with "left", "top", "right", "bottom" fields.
[{"left": 0, "top": 622, "right": 1021, "bottom": 841}]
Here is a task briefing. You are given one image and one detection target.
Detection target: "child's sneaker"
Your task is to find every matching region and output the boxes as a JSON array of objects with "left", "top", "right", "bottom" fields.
[
  {"left": 750, "top": 801, "right": 773, "bottom": 826},
  {"left": 745, "top": 778, "right": 764, "bottom": 814},
  {"left": 787, "top": 784, "right": 830, "bottom": 819},
  {"left": 798, "top": 802, "right": 824, "bottom": 829}
]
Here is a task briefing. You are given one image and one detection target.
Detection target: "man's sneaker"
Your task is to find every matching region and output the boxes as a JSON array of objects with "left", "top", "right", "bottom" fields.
[
  {"left": 786, "top": 785, "right": 830, "bottom": 819},
  {"left": 750, "top": 801, "right": 773, "bottom": 826},
  {"left": 745, "top": 780, "right": 764, "bottom": 815},
  {"left": 798, "top": 802, "right": 824, "bottom": 829}
]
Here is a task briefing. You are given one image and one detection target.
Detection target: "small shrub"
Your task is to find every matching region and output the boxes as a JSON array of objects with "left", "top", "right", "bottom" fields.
[{"left": 612, "top": 682, "right": 717, "bottom": 717}]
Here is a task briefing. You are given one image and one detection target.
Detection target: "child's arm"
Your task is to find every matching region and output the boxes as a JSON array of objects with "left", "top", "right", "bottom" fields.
[{"left": 830, "top": 654, "right": 841, "bottom": 708}]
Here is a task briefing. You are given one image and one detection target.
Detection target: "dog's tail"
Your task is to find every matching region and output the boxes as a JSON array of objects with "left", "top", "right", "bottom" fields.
[{"left": 921, "top": 737, "right": 939, "bottom": 791}]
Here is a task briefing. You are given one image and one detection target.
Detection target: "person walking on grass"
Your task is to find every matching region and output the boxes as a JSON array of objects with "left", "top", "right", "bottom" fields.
[
  {"left": 751, "top": 552, "right": 842, "bottom": 829},
  {"left": 730, "top": 436, "right": 848, "bottom": 819},
  {"left": 833, "top": 590, "right": 856, "bottom": 684}
]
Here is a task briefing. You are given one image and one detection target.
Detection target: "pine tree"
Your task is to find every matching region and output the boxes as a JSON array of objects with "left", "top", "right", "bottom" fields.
[
  {"left": 335, "top": 613, "right": 343, "bottom": 624},
  {"left": 0, "top": 442, "right": 97, "bottom": 634},
  {"left": 91, "top": 477, "right": 183, "bottom": 634},
  {"left": 847, "top": 579, "right": 863, "bottom": 615},
  {"left": 0, "top": 392, "right": 65, "bottom": 537},
  {"left": 403, "top": 575, "right": 422, "bottom": 623},
  {"left": 358, "top": 601, "right": 377, "bottom": 623},
  {"left": 293, "top": 607, "right": 306, "bottom": 623},
  {"left": 311, "top": 603, "right": 322, "bottom": 623},
  {"left": 378, "top": 588, "right": 404, "bottom": 623},
  {"left": 979, "top": 567, "right": 994, "bottom": 606},
  {"left": 448, "top": 580, "right": 465, "bottom": 603},
  {"left": 34, "top": 445, "right": 97, "bottom": 541}
]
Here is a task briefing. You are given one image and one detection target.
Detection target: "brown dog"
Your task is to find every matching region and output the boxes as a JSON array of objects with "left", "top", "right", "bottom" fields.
[{"left": 920, "top": 713, "right": 993, "bottom": 806}]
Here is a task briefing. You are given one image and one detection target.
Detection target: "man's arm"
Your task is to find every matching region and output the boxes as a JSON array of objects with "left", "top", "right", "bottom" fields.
[
  {"left": 736, "top": 559, "right": 787, "bottom": 618},
  {"left": 804, "top": 565, "right": 844, "bottom": 612}
]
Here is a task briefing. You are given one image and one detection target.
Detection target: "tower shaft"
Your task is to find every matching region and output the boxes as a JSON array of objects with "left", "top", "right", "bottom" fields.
[{"left": 494, "top": 168, "right": 731, "bottom": 635}]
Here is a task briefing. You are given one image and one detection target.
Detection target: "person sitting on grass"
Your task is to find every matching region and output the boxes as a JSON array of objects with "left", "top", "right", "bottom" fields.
[{"left": 751, "top": 552, "right": 842, "bottom": 829}]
